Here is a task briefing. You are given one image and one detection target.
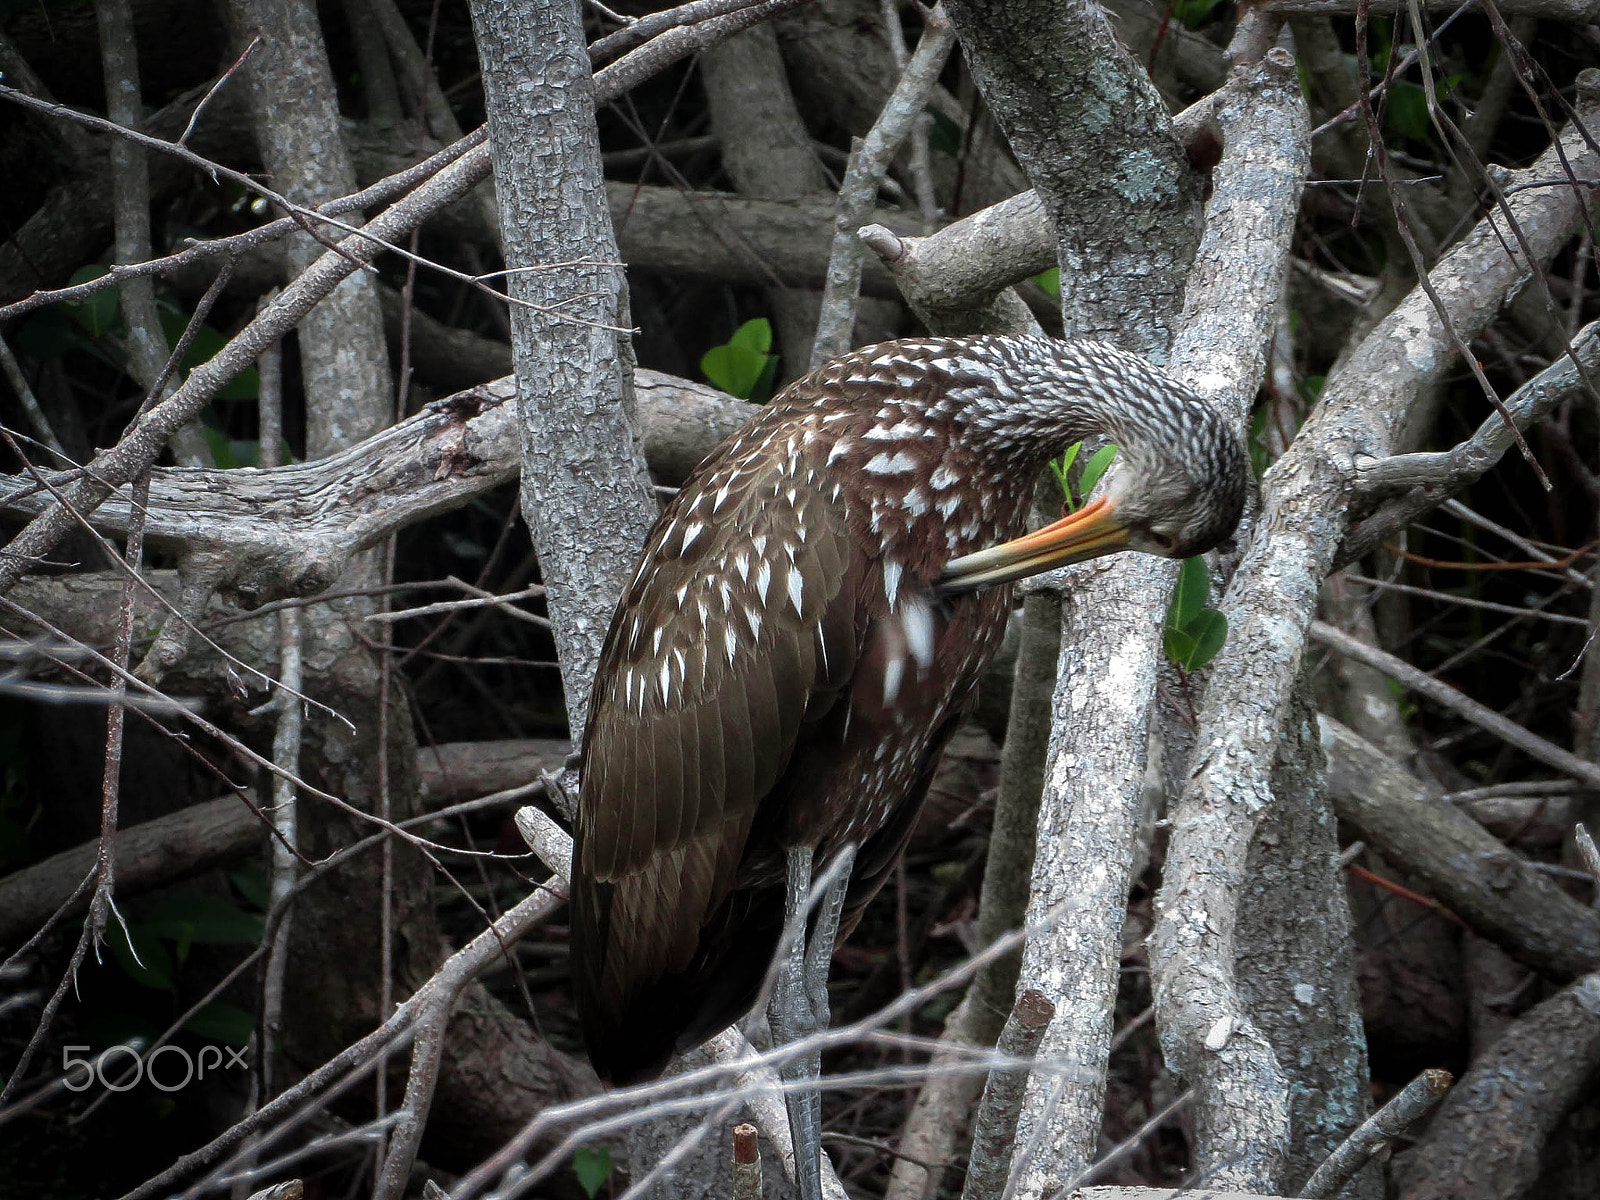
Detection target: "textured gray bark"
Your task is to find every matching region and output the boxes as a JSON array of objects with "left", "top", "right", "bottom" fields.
[
  {"left": 1392, "top": 973, "right": 1600, "bottom": 1200},
  {"left": 1146, "top": 75, "right": 1600, "bottom": 1192},
  {"left": 1237, "top": 682, "right": 1377, "bottom": 1200},
  {"left": 1006, "top": 53, "right": 1308, "bottom": 1200},
  {"left": 1321, "top": 717, "right": 1600, "bottom": 981},
  {"left": 0, "top": 372, "right": 747, "bottom": 609},
  {"left": 470, "top": 0, "right": 658, "bottom": 735},
  {"left": 224, "top": 0, "right": 394, "bottom": 457},
  {"left": 940, "top": 0, "right": 1202, "bottom": 358},
  {"left": 700, "top": 24, "right": 829, "bottom": 376}
]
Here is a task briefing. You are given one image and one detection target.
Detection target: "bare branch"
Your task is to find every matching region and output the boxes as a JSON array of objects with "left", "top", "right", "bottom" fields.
[
  {"left": 810, "top": 5, "right": 957, "bottom": 365},
  {"left": 1320, "top": 715, "right": 1600, "bottom": 980},
  {"left": 1298, "top": 1069, "right": 1452, "bottom": 1199},
  {"left": 960, "top": 989, "right": 1055, "bottom": 1200}
]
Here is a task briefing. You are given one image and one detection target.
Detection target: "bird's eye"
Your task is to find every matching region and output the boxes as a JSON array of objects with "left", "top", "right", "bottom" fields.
[{"left": 1149, "top": 532, "right": 1177, "bottom": 552}]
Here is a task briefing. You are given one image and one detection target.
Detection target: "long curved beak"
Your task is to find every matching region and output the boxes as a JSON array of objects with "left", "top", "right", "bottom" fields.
[{"left": 936, "top": 496, "right": 1130, "bottom": 594}]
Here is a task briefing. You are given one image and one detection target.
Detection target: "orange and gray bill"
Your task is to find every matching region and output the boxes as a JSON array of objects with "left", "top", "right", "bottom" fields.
[{"left": 936, "top": 496, "right": 1130, "bottom": 593}]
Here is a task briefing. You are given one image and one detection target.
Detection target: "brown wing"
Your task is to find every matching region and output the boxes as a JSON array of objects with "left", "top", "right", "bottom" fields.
[{"left": 570, "top": 426, "right": 861, "bottom": 1083}]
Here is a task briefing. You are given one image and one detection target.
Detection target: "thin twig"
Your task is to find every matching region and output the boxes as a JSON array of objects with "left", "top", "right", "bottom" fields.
[
  {"left": 960, "top": 989, "right": 1055, "bottom": 1200},
  {"left": 733, "top": 1123, "right": 762, "bottom": 1200},
  {"left": 1311, "top": 619, "right": 1600, "bottom": 790},
  {"left": 0, "top": 336, "right": 67, "bottom": 460},
  {"left": 1298, "top": 1068, "right": 1453, "bottom": 1198},
  {"left": 180, "top": 36, "right": 260, "bottom": 144},
  {"left": 810, "top": 5, "right": 956, "bottom": 366},
  {"left": 1353, "top": 0, "right": 1548, "bottom": 486}
]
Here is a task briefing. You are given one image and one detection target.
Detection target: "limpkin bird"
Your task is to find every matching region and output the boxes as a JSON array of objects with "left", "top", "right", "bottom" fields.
[{"left": 571, "top": 335, "right": 1247, "bottom": 1197}]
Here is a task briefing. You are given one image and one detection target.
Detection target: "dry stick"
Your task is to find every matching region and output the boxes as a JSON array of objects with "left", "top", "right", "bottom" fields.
[
  {"left": 588, "top": 0, "right": 768, "bottom": 62},
  {"left": 256, "top": 291, "right": 283, "bottom": 468},
  {"left": 1354, "top": 320, "right": 1600, "bottom": 499},
  {"left": 0, "top": 335, "right": 67, "bottom": 459},
  {"left": 1405, "top": 0, "right": 1600, "bottom": 420},
  {"left": 1310, "top": 619, "right": 1600, "bottom": 791},
  {"left": 960, "top": 989, "right": 1055, "bottom": 1200},
  {"left": 609, "top": 1099, "right": 745, "bottom": 1200},
  {"left": 497, "top": 806, "right": 852, "bottom": 1200},
  {"left": 261, "top": 604, "right": 304, "bottom": 1103},
  {"left": 732, "top": 1123, "right": 762, "bottom": 1200},
  {"left": 0, "top": 0, "right": 803, "bottom": 602},
  {"left": 0, "top": 127, "right": 487, "bottom": 324},
  {"left": 877, "top": 0, "right": 940, "bottom": 227},
  {"left": 97, "top": 0, "right": 210, "bottom": 468},
  {"left": 231, "top": 603, "right": 305, "bottom": 1194},
  {"left": 119, "top": 878, "right": 563, "bottom": 1200},
  {"left": 0, "top": 2, "right": 181, "bottom": 1092},
  {"left": 809, "top": 4, "right": 957, "bottom": 367},
  {"left": 365, "top": 585, "right": 547, "bottom": 624},
  {"left": 1353, "top": 0, "right": 1547, "bottom": 486},
  {"left": 0, "top": 594, "right": 494, "bottom": 867},
  {"left": 1059, "top": 1091, "right": 1194, "bottom": 1191},
  {"left": 59, "top": 782, "right": 542, "bottom": 1129},
  {"left": 1297, "top": 1068, "right": 1453, "bottom": 1198},
  {"left": 593, "top": 0, "right": 818, "bottom": 98}
]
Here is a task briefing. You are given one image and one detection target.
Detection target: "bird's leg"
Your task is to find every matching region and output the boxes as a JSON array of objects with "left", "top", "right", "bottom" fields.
[{"left": 771, "top": 844, "right": 855, "bottom": 1200}]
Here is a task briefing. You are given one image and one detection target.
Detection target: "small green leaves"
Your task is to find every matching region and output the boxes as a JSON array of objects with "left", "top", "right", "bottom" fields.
[
  {"left": 61, "top": 266, "right": 121, "bottom": 337},
  {"left": 572, "top": 1147, "right": 612, "bottom": 1199},
  {"left": 107, "top": 920, "right": 176, "bottom": 993},
  {"left": 1032, "top": 268, "right": 1060, "bottom": 299},
  {"left": 1079, "top": 445, "right": 1117, "bottom": 497},
  {"left": 701, "top": 318, "right": 778, "bottom": 402},
  {"left": 184, "top": 1002, "right": 256, "bottom": 1046},
  {"left": 1172, "top": 0, "right": 1225, "bottom": 27},
  {"left": 1164, "top": 556, "right": 1228, "bottom": 672},
  {"left": 1050, "top": 442, "right": 1117, "bottom": 511}
]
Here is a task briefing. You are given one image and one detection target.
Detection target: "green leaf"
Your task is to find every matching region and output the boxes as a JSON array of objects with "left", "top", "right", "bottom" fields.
[
  {"left": 572, "top": 1147, "right": 611, "bottom": 1199},
  {"left": 749, "top": 350, "right": 779, "bottom": 405},
  {"left": 702, "top": 320, "right": 780, "bottom": 401},
  {"left": 1385, "top": 82, "right": 1430, "bottom": 142},
  {"left": 1163, "top": 624, "right": 1198, "bottom": 669},
  {"left": 184, "top": 1002, "right": 256, "bottom": 1046},
  {"left": 229, "top": 868, "right": 271, "bottom": 911},
  {"left": 1172, "top": 0, "right": 1224, "bottom": 27},
  {"left": 1167, "top": 556, "right": 1211, "bottom": 631},
  {"left": 1032, "top": 268, "right": 1060, "bottom": 299},
  {"left": 1176, "top": 608, "right": 1228, "bottom": 671},
  {"left": 159, "top": 312, "right": 259, "bottom": 400},
  {"left": 1079, "top": 444, "right": 1118, "bottom": 497},
  {"left": 62, "top": 266, "right": 121, "bottom": 337},
  {"left": 1049, "top": 441, "right": 1083, "bottom": 507},
  {"left": 701, "top": 343, "right": 767, "bottom": 399},
  {"left": 140, "top": 895, "right": 265, "bottom": 945},
  {"left": 928, "top": 110, "right": 963, "bottom": 158},
  {"left": 107, "top": 921, "right": 175, "bottom": 992},
  {"left": 727, "top": 317, "right": 772, "bottom": 356}
]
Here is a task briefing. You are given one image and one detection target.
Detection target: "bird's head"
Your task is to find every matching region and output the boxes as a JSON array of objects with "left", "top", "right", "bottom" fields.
[
  {"left": 1102, "top": 430, "right": 1251, "bottom": 559},
  {"left": 935, "top": 380, "right": 1250, "bottom": 593}
]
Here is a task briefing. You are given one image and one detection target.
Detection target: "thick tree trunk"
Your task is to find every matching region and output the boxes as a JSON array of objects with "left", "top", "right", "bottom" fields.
[{"left": 470, "top": 0, "right": 658, "bottom": 739}]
